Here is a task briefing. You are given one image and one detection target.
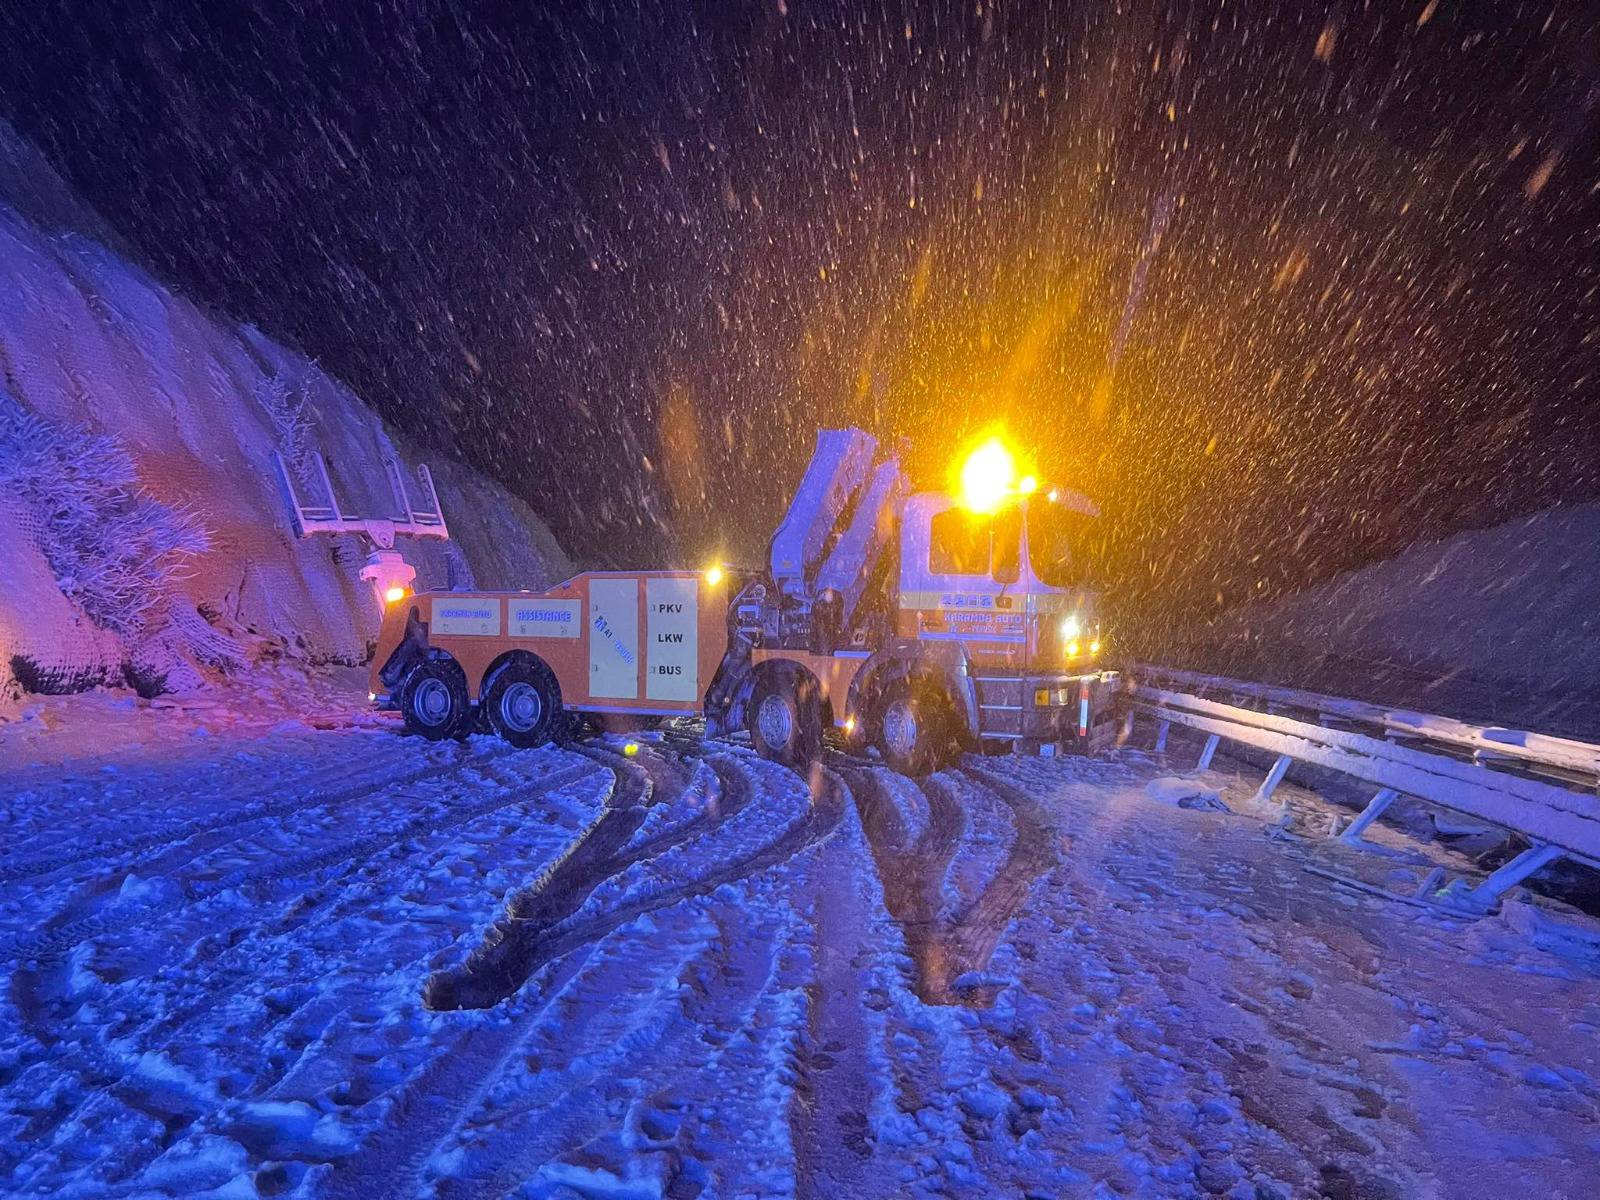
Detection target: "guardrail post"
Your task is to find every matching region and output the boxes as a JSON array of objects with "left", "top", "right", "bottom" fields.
[
  {"left": 1338, "top": 788, "right": 1399, "bottom": 844},
  {"left": 1155, "top": 720, "right": 1170, "bottom": 752},
  {"left": 1463, "top": 843, "right": 1566, "bottom": 910},
  {"left": 1255, "top": 754, "right": 1293, "bottom": 803},
  {"left": 1196, "top": 733, "right": 1220, "bottom": 770}
]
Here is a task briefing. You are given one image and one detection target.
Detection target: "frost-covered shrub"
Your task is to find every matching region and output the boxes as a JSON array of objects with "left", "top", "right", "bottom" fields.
[{"left": 0, "top": 395, "right": 210, "bottom": 636}]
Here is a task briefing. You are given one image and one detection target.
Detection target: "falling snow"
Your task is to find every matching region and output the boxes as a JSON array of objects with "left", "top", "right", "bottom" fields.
[
  {"left": 2, "top": 4, "right": 1599, "bottom": 1198},
  {"left": 0, "top": 2, "right": 1594, "bottom": 627}
]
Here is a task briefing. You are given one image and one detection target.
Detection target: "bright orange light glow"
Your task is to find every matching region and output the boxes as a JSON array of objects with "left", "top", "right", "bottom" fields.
[
  {"left": 1066, "top": 640, "right": 1082, "bottom": 657},
  {"left": 1018, "top": 474, "right": 1038, "bottom": 495},
  {"left": 623, "top": 741, "right": 639, "bottom": 757},
  {"left": 843, "top": 715, "right": 857, "bottom": 735},
  {"left": 704, "top": 564, "right": 724, "bottom": 586},
  {"left": 384, "top": 586, "right": 409, "bottom": 605},
  {"left": 958, "top": 436, "right": 1016, "bottom": 513}
]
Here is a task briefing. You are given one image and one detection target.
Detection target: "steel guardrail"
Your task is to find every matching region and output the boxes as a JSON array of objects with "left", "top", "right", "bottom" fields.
[
  {"left": 1125, "top": 668, "right": 1600, "bottom": 910},
  {"left": 1131, "top": 664, "right": 1600, "bottom": 783}
]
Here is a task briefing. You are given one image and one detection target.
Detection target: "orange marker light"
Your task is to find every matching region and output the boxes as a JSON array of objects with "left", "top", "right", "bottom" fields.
[
  {"left": 384, "top": 586, "right": 409, "bottom": 605},
  {"left": 705, "top": 564, "right": 724, "bottom": 586},
  {"left": 623, "top": 741, "right": 639, "bottom": 757}
]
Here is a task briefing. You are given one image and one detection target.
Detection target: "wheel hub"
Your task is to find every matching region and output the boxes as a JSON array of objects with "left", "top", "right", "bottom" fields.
[
  {"left": 501, "top": 681, "right": 542, "bottom": 733},
  {"left": 882, "top": 699, "right": 918, "bottom": 759},
  {"left": 756, "top": 693, "right": 794, "bottom": 749},
  {"left": 415, "top": 678, "right": 451, "bottom": 724}
]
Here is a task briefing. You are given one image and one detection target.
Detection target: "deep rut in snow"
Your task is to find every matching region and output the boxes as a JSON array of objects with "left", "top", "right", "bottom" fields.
[
  {"left": 848, "top": 761, "right": 1064, "bottom": 1003},
  {"left": 424, "top": 746, "right": 846, "bottom": 1011}
]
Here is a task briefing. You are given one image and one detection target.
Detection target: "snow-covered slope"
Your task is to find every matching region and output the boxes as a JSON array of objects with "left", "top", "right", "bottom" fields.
[
  {"left": 1197, "top": 504, "right": 1600, "bottom": 722},
  {"left": 0, "top": 122, "right": 569, "bottom": 699}
]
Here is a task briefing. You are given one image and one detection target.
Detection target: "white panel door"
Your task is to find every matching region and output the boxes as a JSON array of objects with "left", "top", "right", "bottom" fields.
[
  {"left": 645, "top": 576, "right": 698, "bottom": 701},
  {"left": 588, "top": 578, "right": 640, "bottom": 699}
]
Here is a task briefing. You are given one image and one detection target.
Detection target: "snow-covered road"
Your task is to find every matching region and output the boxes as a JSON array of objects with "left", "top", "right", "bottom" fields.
[{"left": 2, "top": 692, "right": 1597, "bottom": 1199}]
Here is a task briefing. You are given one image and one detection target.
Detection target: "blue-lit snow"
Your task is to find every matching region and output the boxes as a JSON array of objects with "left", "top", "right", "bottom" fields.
[{"left": 1, "top": 683, "right": 1598, "bottom": 1198}]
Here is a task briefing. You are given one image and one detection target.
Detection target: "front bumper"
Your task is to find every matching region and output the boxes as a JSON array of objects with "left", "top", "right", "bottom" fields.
[{"left": 973, "top": 669, "right": 1120, "bottom": 750}]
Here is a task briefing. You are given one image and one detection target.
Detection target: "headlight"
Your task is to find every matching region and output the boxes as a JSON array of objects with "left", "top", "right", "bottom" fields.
[{"left": 1059, "top": 614, "right": 1082, "bottom": 640}]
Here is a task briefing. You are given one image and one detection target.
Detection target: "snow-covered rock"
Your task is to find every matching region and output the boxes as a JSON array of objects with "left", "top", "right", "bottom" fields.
[{"left": 0, "top": 121, "right": 569, "bottom": 700}]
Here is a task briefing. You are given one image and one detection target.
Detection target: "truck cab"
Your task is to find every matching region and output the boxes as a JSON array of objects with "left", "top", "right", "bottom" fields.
[
  {"left": 898, "top": 488, "right": 1102, "bottom": 667},
  {"left": 892, "top": 487, "right": 1109, "bottom": 751},
  {"left": 709, "top": 429, "right": 1118, "bottom": 774}
]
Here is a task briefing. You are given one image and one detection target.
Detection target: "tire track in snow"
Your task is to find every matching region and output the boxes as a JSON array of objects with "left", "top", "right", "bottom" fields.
[
  {"left": 0, "top": 736, "right": 516, "bottom": 889},
  {"left": 846, "top": 759, "right": 1060, "bottom": 1003},
  {"left": 0, "top": 755, "right": 596, "bottom": 966},
  {"left": 129, "top": 755, "right": 606, "bottom": 1052},
  {"left": 3, "top": 752, "right": 610, "bottom": 1193},
  {"left": 417, "top": 763, "right": 834, "bottom": 1200},
  {"left": 941, "top": 765, "right": 1064, "bottom": 995},
  {"left": 426, "top": 753, "right": 846, "bottom": 1012},
  {"left": 431, "top": 898, "right": 796, "bottom": 1200},
  {"left": 318, "top": 936, "right": 614, "bottom": 1200},
  {"left": 3, "top": 755, "right": 601, "bottom": 1084},
  {"left": 791, "top": 789, "right": 909, "bottom": 1198},
  {"left": 325, "top": 744, "right": 773, "bottom": 1199}
]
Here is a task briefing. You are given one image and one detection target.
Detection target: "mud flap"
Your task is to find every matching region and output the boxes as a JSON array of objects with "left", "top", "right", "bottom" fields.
[
  {"left": 703, "top": 637, "right": 755, "bottom": 737},
  {"left": 378, "top": 605, "right": 430, "bottom": 693}
]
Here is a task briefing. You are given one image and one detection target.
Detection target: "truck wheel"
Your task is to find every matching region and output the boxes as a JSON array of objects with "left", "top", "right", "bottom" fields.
[
  {"left": 749, "top": 669, "right": 822, "bottom": 773},
  {"left": 400, "top": 655, "right": 470, "bottom": 741},
  {"left": 482, "top": 656, "right": 561, "bottom": 749},
  {"left": 875, "top": 679, "right": 950, "bottom": 776}
]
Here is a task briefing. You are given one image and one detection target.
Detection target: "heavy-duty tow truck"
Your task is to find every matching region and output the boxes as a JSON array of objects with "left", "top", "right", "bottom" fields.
[{"left": 369, "top": 429, "right": 1119, "bottom": 774}]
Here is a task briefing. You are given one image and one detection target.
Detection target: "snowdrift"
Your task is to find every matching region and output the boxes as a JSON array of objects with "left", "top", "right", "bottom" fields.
[
  {"left": 1200, "top": 504, "right": 1600, "bottom": 723},
  {"left": 0, "top": 122, "right": 569, "bottom": 700}
]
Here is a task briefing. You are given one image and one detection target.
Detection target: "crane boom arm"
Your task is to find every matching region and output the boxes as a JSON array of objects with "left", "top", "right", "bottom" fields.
[{"left": 767, "top": 428, "right": 877, "bottom": 599}]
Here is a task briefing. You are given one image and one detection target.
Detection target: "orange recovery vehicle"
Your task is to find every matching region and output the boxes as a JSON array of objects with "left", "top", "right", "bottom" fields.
[
  {"left": 370, "top": 571, "right": 732, "bottom": 748},
  {"left": 370, "top": 429, "right": 1120, "bottom": 774}
]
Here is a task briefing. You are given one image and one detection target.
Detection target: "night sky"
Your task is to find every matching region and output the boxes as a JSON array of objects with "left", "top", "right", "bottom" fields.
[{"left": 2, "top": 0, "right": 1597, "bottom": 627}]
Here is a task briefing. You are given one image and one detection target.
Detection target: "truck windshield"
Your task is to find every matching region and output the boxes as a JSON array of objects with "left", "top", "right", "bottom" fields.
[
  {"left": 1028, "top": 500, "right": 1097, "bottom": 588},
  {"left": 929, "top": 505, "right": 1021, "bottom": 582}
]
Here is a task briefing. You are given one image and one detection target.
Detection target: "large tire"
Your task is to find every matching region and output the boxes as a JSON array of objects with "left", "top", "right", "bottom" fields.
[
  {"left": 748, "top": 667, "right": 823, "bottom": 773},
  {"left": 400, "top": 654, "right": 471, "bottom": 741},
  {"left": 874, "top": 677, "right": 952, "bottom": 776},
  {"left": 481, "top": 654, "right": 561, "bottom": 749}
]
